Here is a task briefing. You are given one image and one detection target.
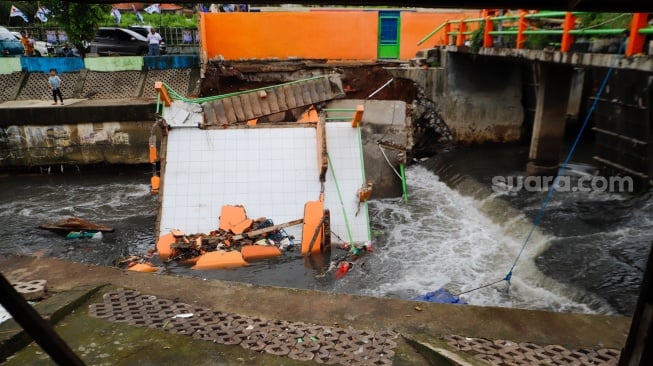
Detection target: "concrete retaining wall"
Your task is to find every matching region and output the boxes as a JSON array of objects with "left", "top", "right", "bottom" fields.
[
  {"left": 441, "top": 53, "right": 523, "bottom": 143},
  {"left": 0, "top": 121, "right": 158, "bottom": 167},
  {"left": 388, "top": 52, "right": 524, "bottom": 144}
]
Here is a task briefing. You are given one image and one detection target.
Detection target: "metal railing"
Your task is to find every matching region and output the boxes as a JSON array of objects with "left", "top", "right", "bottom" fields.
[{"left": 418, "top": 10, "right": 652, "bottom": 56}]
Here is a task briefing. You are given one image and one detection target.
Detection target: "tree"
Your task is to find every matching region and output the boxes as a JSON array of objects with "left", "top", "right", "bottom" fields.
[{"left": 40, "top": 1, "right": 109, "bottom": 57}]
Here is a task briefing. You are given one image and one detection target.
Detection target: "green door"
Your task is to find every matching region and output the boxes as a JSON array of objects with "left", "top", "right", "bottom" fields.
[{"left": 378, "top": 11, "right": 401, "bottom": 59}]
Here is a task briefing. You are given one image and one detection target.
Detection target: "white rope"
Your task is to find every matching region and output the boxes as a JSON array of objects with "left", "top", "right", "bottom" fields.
[
  {"left": 367, "top": 78, "right": 394, "bottom": 99},
  {"left": 377, "top": 143, "right": 402, "bottom": 180}
]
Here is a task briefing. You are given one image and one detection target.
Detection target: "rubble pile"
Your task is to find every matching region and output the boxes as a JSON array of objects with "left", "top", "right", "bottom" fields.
[{"left": 164, "top": 217, "right": 296, "bottom": 264}]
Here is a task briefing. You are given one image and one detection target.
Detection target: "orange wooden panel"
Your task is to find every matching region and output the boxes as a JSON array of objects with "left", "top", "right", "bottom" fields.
[
  {"left": 241, "top": 245, "right": 282, "bottom": 262},
  {"left": 301, "top": 201, "right": 324, "bottom": 256},
  {"left": 156, "top": 233, "right": 177, "bottom": 260},
  {"left": 128, "top": 263, "right": 158, "bottom": 273},
  {"left": 192, "top": 251, "right": 248, "bottom": 270},
  {"left": 219, "top": 205, "right": 252, "bottom": 234}
]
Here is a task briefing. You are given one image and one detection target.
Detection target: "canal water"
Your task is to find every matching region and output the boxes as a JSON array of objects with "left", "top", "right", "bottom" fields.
[{"left": 0, "top": 145, "right": 650, "bottom": 316}]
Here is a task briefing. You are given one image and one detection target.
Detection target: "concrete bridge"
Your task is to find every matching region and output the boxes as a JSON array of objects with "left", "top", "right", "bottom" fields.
[{"left": 408, "top": 11, "right": 653, "bottom": 183}]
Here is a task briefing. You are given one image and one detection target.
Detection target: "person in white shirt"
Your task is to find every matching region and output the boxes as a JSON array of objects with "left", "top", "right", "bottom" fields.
[{"left": 146, "top": 28, "right": 162, "bottom": 56}]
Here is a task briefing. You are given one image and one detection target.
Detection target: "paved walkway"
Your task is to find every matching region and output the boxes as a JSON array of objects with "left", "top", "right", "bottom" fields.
[{"left": 0, "top": 255, "right": 632, "bottom": 365}]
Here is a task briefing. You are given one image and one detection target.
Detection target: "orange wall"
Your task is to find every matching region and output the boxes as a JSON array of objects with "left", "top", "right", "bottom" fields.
[
  {"left": 201, "top": 12, "right": 378, "bottom": 60},
  {"left": 400, "top": 11, "right": 481, "bottom": 59}
]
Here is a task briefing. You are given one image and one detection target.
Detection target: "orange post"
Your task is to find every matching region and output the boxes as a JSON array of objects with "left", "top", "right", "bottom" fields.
[
  {"left": 149, "top": 145, "right": 157, "bottom": 164},
  {"left": 456, "top": 19, "right": 466, "bottom": 46},
  {"left": 443, "top": 23, "right": 452, "bottom": 45},
  {"left": 561, "top": 12, "right": 576, "bottom": 52},
  {"left": 351, "top": 105, "right": 364, "bottom": 128},
  {"left": 627, "top": 13, "right": 649, "bottom": 56},
  {"left": 154, "top": 81, "right": 172, "bottom": 107},
  {"left": 516, "top": 10, "right": 527, "bottom": 49},
  {"left": 483, "top": 16, "right": 493, "bottom": 48}
]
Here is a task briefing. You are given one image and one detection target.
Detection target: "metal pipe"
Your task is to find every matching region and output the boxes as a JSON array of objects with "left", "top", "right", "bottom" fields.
[
  {"left": 640, "top": 28, "right": 653, "bottom": 34},
  {"left": 417, "top": 21, "right": 448, "bottom": 45}
]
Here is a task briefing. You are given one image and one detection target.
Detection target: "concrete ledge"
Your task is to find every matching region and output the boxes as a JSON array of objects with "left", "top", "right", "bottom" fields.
[
  {"left": 446, "top": 45, "right": 653, "bottom": 72},
  {"left": 0, "top": 98, "right": 157, "bottom": 125},
  {"left": 144, "top": 55, "right": 200, "bottom": 70},
  {"left": 20, "top": 57, "right": 84, "bottom": 74},
  {"left": 0, "top": 284, "right": 104, "bottom": 363},
  {"left": 84, "top": 56, "right": 144, "bottom": 72}
]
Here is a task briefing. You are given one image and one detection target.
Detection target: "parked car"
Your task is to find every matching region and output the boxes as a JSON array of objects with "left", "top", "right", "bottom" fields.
[
  {"left": 91, "top": 27, "right": 149, "bottom": 56},
  {"left": 128, "top": 25, "right": 167, "bottom": 55},
  {"left": 11, "top": 32, "right": 54, "bottom": 57},
  {"left": 0, "top": 27, "right": 24, "bottom": 56}
]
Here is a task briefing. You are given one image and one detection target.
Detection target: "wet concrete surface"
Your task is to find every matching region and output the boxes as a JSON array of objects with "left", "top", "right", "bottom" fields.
[{"left": 0, "top": 255, "right": 632, "bottom": 365}]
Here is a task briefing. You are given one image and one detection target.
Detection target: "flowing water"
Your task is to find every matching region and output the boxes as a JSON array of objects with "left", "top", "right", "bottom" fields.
[{"left": 0, "top": 144, "right": 650, "bottom": 316}]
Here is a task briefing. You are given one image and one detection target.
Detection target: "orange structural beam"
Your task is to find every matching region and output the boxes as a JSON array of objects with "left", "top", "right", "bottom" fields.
[
  {"left": 627, "top": 13, "right": 649, "bottom": 56},
  {"left": 456, "top": 19, "right": 466, "bottom": 46},
  {"left": 301, "top": 201, "right": 325, "bottom": 256},
  {"left": 483, "top": 16, "right": 493, "bottom": 48},
  {"left": 561, "top": 12, "right": 576, "bottom": 53},
  {"left": 154, "top": 81, "right": 172, "bottom": 107},
  {"left": 351, "top": 105, "right": 364, "bottom": 128},
  {"left": 516, "top": 10, "right": 527, "bottom": 49}
]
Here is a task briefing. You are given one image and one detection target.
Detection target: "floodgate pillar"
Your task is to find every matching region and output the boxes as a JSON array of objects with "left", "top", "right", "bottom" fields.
[{"left": 527, "top": 64, "right": 573, "bottom": 176}]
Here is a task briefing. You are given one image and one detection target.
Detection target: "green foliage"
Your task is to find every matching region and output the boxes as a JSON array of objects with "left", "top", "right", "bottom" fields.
[
  {"left": 99, "top": 13, "right": 198, "bottom": 28},
  {"left": 526, "top": 34, "right": 557, "bottom": 50},
  {"left": 469, "top": 24, "right": 484, "bottom": 54},
  {"left": 40, "top": 1, "right": 109, "bottom": 54},
  {"left": 578, "top": 13, "right": 632, "bottom": 33}
]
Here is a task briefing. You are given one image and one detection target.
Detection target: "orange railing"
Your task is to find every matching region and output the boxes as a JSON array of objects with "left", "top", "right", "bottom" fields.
[{"left": 418, "top": 10, "right": 652, "bottom": 57}]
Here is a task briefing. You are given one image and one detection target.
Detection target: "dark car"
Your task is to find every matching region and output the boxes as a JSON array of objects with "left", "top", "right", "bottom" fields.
[
  {"left": 128, "top": 25, "right": 167, "bottom": 55},
  {"left": 0, "top": 26, "right": 24, "bottom": 56},
  {"left": 91, "top": 27, "right": 149, "bottom": 56}
]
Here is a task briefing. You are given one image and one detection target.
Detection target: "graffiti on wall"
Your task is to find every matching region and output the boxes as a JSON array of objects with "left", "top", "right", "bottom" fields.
[{"left": 0, "top": 123, "right": 134, "bottom": 164}]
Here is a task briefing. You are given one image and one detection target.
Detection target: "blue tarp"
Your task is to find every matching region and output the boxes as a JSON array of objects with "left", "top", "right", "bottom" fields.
[{"left": 413, "top": 288, "right": 466, "bottom": 304}]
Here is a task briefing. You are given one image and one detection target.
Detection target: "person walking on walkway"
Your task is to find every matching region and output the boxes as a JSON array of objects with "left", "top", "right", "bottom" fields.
[
  {"left": 48, "top": 69, "right": 64, "bottom": 105},
  {"left": 146, "top": 28, "right": 162, "bottom": 56}
]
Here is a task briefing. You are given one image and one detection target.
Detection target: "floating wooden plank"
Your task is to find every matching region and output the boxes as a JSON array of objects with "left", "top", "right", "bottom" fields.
[{"left": 230, "top": 218, "right": 303, "bottom": 241}]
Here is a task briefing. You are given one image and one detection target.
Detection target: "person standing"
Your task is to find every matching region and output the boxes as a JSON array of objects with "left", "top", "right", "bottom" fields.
[
  {"left": 26, "top": 33, "right": 35, "bottom": 56},
  {"left": 48, "top": 69, "right": 64, "bottom": 105},
  {"left": 146, "top": 28, "right": 162, "bottom": 56},
  {"left": 19, "top": 31, "right": 29, "bottom": 56}
]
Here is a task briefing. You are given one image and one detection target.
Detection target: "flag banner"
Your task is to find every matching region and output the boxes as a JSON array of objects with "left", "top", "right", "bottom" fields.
[
  {"left": 35, "top": 7, "right": 50, "bottom": 23},
  {"left": 10, "top": 5, "right": 29, "bottom": 22},
  {"left": 144, "top": 4, "right": 161, "bottom": 14},
  {"left": 111, "top": 8, "right": 121, "bottom": 24}
]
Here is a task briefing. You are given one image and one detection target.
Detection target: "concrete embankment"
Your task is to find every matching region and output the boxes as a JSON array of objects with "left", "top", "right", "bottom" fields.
[
  {"left": 0, "top": 255, "right": 631, "bottom": 365},
  {"left": 0, "top": 55, "right": 199, "bottom": 168}
]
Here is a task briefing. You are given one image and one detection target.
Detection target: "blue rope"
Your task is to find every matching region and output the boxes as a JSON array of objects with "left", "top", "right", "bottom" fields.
[
  {"left": 457, "top": 45, "right": 625, "bottom": 298},
  {"left": 504, "top": 44, "right": 625, "bottom": 286}
]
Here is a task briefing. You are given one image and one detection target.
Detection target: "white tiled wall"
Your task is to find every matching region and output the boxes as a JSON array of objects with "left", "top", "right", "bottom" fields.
[
  {"left": 159, "top": 124, "right": 369, "bottom": 244},
  {"left": 324, "top": 123, "right": 370, "bottom": 243}
]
